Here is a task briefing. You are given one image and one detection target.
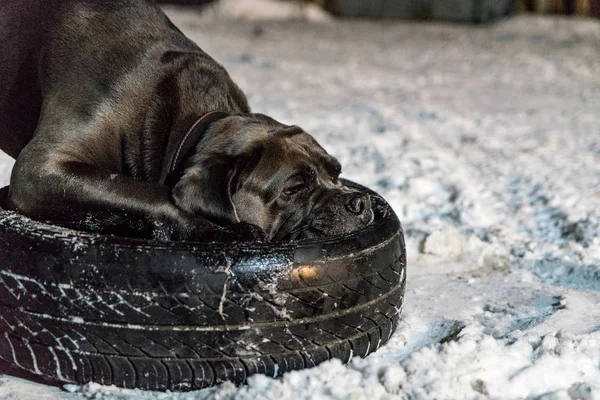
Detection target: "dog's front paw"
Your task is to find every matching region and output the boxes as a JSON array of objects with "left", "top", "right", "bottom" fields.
[
  {"left": 227, "top": 222, "right": 268, "bottom": 242},
  {"left": 183, "top": 224, "right": 266, "bottom": 243},
  {"left": 151, "top": 208, "right": 216, "bottom": 242}
]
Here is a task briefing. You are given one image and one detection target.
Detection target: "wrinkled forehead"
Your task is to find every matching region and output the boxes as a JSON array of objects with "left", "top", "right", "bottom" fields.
[
  {"left": 259, "top": 129, "right": 339, "bottom": 177},
  {"left": 227, "top": 115, "right": 335, "bottom": 165},
  {"left": 237, "top": 127, "right": 339, "bottom": 199}
]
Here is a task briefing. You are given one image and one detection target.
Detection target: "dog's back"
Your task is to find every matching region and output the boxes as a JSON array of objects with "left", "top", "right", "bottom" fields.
[
  {"left": 0, "top": 0, "right": 49, "bottom": 158},
  {"left": 0, "top": 0, "right": 187, "bottom": 160}
]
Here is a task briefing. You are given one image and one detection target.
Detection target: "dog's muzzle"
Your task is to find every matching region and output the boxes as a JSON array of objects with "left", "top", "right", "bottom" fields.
[{"left": 276, "top": 189, "right": 375, "bottom": 241}]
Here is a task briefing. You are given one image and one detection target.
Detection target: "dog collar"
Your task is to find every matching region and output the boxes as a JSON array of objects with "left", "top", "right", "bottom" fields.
[{"left": 162, "top": 110, "right": 229, "bottom": 186}]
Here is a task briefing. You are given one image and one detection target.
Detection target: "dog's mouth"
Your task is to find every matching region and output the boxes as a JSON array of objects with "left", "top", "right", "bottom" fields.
[
  {"left": 272, "top": 191, "right": 375, "bottom": 242},
  {"left": 294, "top": 207, "right": 374, "bottom": 241},
  {"left": 274, "top": 218, "right": 314, "bottom": 242}
]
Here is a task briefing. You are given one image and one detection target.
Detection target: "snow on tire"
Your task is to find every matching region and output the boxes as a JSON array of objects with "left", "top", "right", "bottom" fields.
[{"left": 0, "top": 181, "right": 406, "bottom": 391}]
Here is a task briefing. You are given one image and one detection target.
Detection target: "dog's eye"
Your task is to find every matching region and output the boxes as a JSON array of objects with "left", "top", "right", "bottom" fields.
[
  {"left": 283, "top": 183, "right": 305, "bottom": 197},
  {"left": 282, "top": 174, "right": 307, "bottom": 197}
]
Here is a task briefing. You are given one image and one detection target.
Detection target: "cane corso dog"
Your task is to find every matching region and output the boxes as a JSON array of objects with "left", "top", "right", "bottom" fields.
[{"left": 0, "top": 0, "right": 374, "bottom": 242}]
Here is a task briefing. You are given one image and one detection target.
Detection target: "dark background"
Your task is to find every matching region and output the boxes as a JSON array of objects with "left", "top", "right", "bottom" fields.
[{"left": 157, "top": 0, "right": 600, "bottom": 19}]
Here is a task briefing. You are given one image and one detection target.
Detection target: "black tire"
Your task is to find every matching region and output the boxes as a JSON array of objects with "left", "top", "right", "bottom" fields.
[{"left": 0, "top": 180, "right": 406, "bottom": 391}]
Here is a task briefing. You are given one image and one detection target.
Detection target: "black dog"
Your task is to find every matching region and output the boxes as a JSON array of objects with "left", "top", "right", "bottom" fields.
[{"left": 0, "top": 0, "right": 373, "bottom": 241}]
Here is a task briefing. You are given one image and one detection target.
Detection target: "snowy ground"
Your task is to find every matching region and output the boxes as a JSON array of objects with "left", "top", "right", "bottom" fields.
[{"left": 1, "top": 7, "right": 600, "bottom": 400}]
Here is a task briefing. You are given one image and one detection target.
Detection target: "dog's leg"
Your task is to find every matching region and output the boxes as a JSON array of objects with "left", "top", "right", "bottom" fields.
[
  {"left": 0, "top": 0, "right": 46, "bottom": 158},
  {"left": 9, "top": 158, "right": 216, "bottom": 240}
]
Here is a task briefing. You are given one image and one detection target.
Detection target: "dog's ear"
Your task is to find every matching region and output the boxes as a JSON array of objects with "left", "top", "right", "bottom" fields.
[{"left": 171, "top": 154, "right": 240, "bottom": 226}]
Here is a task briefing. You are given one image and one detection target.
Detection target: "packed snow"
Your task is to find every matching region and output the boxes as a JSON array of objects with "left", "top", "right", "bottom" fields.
[{"left": 0, "top": 5, "right": 599, "bottom": 400}]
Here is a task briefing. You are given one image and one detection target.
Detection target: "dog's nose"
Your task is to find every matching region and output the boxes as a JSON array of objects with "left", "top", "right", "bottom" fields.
[{"left": 344, "top": 192, "right": 371, "bottom": 215}]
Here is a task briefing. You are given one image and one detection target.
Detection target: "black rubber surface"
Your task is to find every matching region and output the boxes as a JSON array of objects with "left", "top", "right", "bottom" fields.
[{"left": 0, "top": 181, "right": 406, "bottom": 391}]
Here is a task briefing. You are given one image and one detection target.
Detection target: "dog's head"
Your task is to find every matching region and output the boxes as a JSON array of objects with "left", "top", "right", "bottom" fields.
[{"left": 171, "top": 114, "right": 373, "bottom": 241}]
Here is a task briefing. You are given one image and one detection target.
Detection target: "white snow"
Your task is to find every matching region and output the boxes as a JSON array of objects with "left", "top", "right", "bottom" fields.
[{"left": 1, "top": 6, "right": 600, "bottom": 400}]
